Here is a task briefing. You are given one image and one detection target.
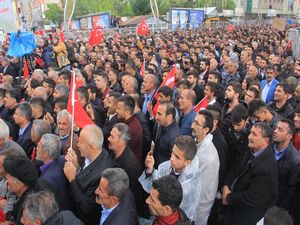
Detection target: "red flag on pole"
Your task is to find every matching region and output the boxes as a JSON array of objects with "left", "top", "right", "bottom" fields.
[
  {"left": 89, "top": 26, "right": 103, "bottom": 46},
  {"left": 23, "top": 60, "right": 29, "bottom": 80},
  {"left": 151, "top": 65, "right": 176, "bottom": 116},
  {"left": 67, "top": 72, "right": 94, "bottom": 129},
  {"left": 140, "top": 58, "right": 145, "bottom": 77},
  {"left": 193, "top": 96, "right": 208, "bottom": 112},
  {"left": 60, "top": 25, "right": 65, "bottom": 42},
  {"left": 137, "top": 19, "right": 149, "bottom": 36},
  {"left": 226, "top": 24, "right": 236, "bottom": 32},
  {"left": 36, "top": 57, "right": 44, "bottom": 68}
]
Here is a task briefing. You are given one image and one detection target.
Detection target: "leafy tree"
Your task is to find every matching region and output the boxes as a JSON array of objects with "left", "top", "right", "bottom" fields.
[{"left": 44, "top": 4, "right": 64, "bottom": 24}]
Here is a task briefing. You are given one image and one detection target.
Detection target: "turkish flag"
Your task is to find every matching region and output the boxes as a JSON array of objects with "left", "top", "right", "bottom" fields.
[
  {"left": 286, "top": 40, "right": 292, "bottom": 50},
  {"left": 89, "top": 26, "right": 104, "bottom": 46},
  {"left": 67, "top": 72, "right": 94, "bottom": 129},
  {"left": 193, "top": 96, "right": 208, "bottom": 112},
  {"left": 137, "top": 19, "right": 149, "bottom": 36},
  {"left": 36, "top": 57, "right": 44, "bottom": 68},
  {"left": 140, "top": 59, "right": 145, "bottom": 77},
  {"left": 35, "top": 30, "right": 44, "bottom": 36},
  {"left": 23, "top": 60, "right": 29, "bottom": 80},
  {"left": 151, "top": 65, "right": 176, "bottom": 116},
  {"left": 60, "top": 25, "right": 65, "bottom": 42}
]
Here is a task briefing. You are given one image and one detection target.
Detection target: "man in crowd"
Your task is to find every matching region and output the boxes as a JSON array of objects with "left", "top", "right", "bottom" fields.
[
  {"left": 222, "top": 122, "right": 278, "bottom": 225},
  {"left": 95, "top": 168, "right": 138, "bottom": 225},
  {"left": 63, "top": 125, "right": 114, "bottom": 225}
]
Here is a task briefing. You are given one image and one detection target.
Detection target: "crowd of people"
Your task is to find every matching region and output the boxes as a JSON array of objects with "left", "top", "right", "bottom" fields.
[{"left": 0, "top": 22, "right": 299, "bottom": 225}]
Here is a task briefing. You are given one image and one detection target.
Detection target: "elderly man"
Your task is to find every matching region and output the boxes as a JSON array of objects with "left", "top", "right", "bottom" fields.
[
  {"left": 63, "top": 124, "right": 114, "bottom": 225},
  {"left": 0, "top": 119, "right": 25, "bottom": 155},
  {"left": 21, "top": 191, "right": 83, "bottom": 225},
  {"left": 4, "top": 157, "right": 51, "bottom": 224},
  {"left": 222, "top": 122, "right": 278, "bottom": 225},
  {"left": 95, "top": 168, "right": 138, "bottom": 225},
  {"left": 0, "top": 57, "right": 17, "bottom": 79},
  {"left": 37, "top": 134, "right": 73, "bottom": 211}
]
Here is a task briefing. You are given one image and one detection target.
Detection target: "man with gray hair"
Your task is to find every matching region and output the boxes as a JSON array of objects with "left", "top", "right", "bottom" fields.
[
  {"left": 21, "top": 191, "right": 83, "bottom": 225},
  {"left": 0, "top": 57, "right": 17, "bottom": 79},
  {"left": 95, "top": 168, "right": 138, "bottom": 225},
  {"left": 0, "top": 119, "right": 25, "bottom": 155},
  {"left": 37, "top": 134, "right": 73, "bottom": 210},
  {"left": 31, "top": 69, "right": 45, "bottom": 83},
  {"left": 108, "top": 123, "right": 148, "bottom": 218},
  {"left": 53, "top": 84, "right": 69, "bottom": 100},
  {"left": 223, "top": 60, "right": 241, "bottom": 87},
  {"left": 64, "top": 124, "right": 114, "bottom": 225}
]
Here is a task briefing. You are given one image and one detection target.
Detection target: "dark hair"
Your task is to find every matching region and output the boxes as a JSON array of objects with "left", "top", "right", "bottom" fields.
[
  {"left": 109, "top": 91, "right": 122, "bottom": 100},
  {"left": 198, "top": 110, "right": 214, "bottom": 133},
  {"left": 264, "top": 206, "right": 294, "bottom": 225},
  {"left": 30, "top": 79, "right": 41, "bottom": 89},
  {"left": 0, "top": 88, "right": 5, "bottom": 98},
  {"left": 159, "top": 102, "right": 176, "bottom": 120},
  {"left": 58, "top": 70, "right": 71, "bottom": 82},
  {"left": 205, "top": 82, "right": 217, "bottom": 94},
  {"left": 174, "top": 136, "right": 197, "bottom": 161},
  {"left": 231, "top": 104, "right": 249, "bottom": 124},
  {"left": 253, "top": 122, "right": 273, "bottom": 144},
  {"left": 226, "top": 82, "right": 243, "bottom": 99},
  {"left": 247, "top": 87, "right": 260, "bottom": 98},
  {"left": 125, "top": 59, "right": 136, "bottom": 71},
  {"left": 77, "top": 86, "right": 89, "bottom": 102},
  {"left": 266, "top": 64, "right": 275, "bottom": 72},
  {"left": 295, "top": 105, "right": 300, "bottom": 114},
  {"left": 248, "top": 99, "right": 267, "bottom": 117},
  {"left": 186, "top": 70, "right": 198, "bottom": 79},
  {"left": 152, "top": 175, "right": 183, "bottom": 211},
  {"left": 206, "top": 104, "right": 222, "bottom": 122},
  {"left": 158, "top": 86, "right": 173, "bottom": 99},
  {"left": 117, "top": 95, "right": 135, "bottom": 114},
  {"left": 43, "top": 78, "right": 55, "bottom": 90},
  {"left": 276, "top": 82, "right": 292, "bottom": 94},
  {"left": 201, "top": 58, "right": 210, "bottom": 66},
  {"left": 209, "top": 72, "right": 221, "bottom": 83},
  {"left": 278, "top": 118, "right": 296, "bottom": 135},
  {"left": 86, "top": 84, "right": 99, "bottom": 97}
]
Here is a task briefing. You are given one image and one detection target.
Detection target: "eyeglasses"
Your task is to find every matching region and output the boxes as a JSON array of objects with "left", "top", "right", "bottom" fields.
[{"left": 193, "top": 120, "right": 206, "bottom": 128}]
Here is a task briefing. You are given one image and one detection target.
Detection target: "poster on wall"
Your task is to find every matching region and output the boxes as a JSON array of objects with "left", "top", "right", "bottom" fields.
[
  {"left": 92, "top": 14, "right": 110, "bottom": 28},
  {"left": 170, "top": 9, "right": 205, "bottom": 30},
  {"left": 189, "top": 10, "right": 205, "bottom": 29},
  {"left": 70, "top": 20, "right": 80, "bottom": 30},
  {"left": 0, "top": 0, "right": 16, "bottom": 32}
]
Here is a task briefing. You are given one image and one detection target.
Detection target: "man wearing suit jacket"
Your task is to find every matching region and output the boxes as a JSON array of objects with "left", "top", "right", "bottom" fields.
[
  {"left": 64, "top": 125, "right": 114, "bottom": 225},
  {"left": 102, "top": 92, "right": 121, "bottom": 150},
  {"left": 261, "top": 65, "right": 279, "bottom": 104},
  {"left": 0, "top": 57, "right": 18, "bottom": 80},
  {"left": 13, "top": 103, "right": 35, "bottom": 157},
  {"left": 36, "top": 133, "right": 73, "bottom": 211},
  {"left": 222, "top": 122, "right": 278, "bottom": 225},
  {"left": 95, "top": 168, "right": 138, "bottom": 225}
]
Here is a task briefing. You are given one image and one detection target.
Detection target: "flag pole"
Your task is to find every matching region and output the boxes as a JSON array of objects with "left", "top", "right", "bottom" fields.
[{"left": 70, "top": 71, "right": 76, "bottom": 149}]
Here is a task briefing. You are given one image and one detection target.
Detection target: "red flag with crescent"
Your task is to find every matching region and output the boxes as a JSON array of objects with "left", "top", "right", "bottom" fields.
[{"left": 137, "top": 19, "right": 149, "bottom": 36}]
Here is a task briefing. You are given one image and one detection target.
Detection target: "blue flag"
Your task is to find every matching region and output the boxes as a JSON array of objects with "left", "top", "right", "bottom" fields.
[{"left": 8, "top": 32, "right": 36, "bottom": 57}]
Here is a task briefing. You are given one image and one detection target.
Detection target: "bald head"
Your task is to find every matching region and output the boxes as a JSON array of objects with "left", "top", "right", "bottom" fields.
[{"left": 32, "top": 87, "right": 47, "bottom": 101}]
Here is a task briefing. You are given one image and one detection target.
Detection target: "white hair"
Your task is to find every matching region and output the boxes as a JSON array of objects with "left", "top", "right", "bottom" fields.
[{"left": 0, "top": 119, "right": 9, "bottom": 140}]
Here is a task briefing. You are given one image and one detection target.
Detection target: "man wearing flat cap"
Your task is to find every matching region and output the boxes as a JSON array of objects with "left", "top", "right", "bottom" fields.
[{"left": 4, "top": 157, "right": 52, "bottom": 225}]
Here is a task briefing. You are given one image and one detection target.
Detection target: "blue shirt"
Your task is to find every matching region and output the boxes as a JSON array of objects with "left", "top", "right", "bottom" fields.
[
  {"left": 273, "top": 144, "right": 288, "bottom": 161},
  {"left": 40, "top": 160, "right": 53, "bottom": 173},
  {"left": 99, "top": 204, "right": 119, "bottom": 225},
  {"left": 261, "top": 79, "right": 274, "bottom": 103},
  {"left": 142, "top": 89, "right": 156, "bottom": 114},
  {"left": 179, "top": 109, "right": 196, "bottom": 136},
  {"left": 19, "top": 122, "right": 30, "bottom": 136},
  {"left": 253, "top": 148, "right": 266, "bottom": 158}
]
